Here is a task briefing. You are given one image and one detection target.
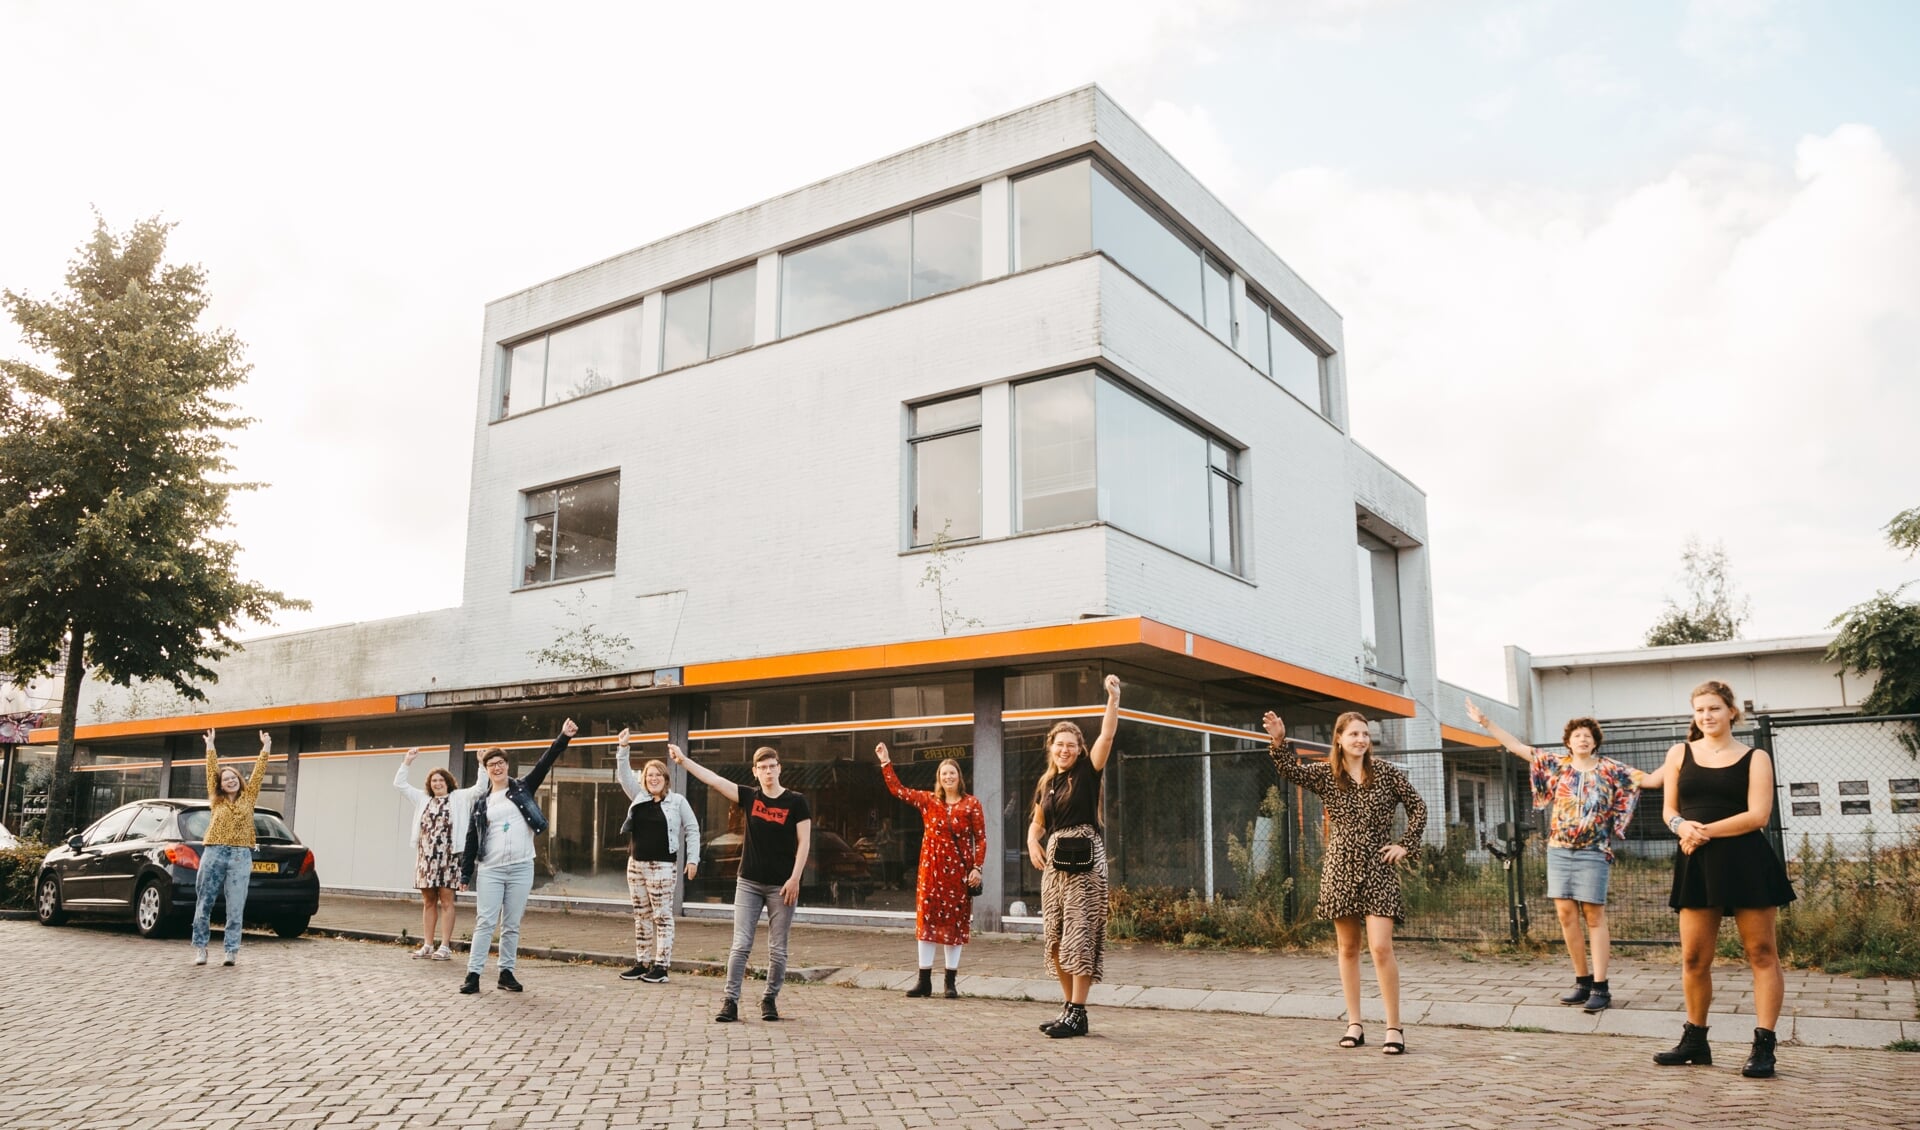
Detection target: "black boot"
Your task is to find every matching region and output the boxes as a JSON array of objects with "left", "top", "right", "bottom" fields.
[
  {"left": 1653, "top": 1021, "right": 1712, "bottom": 1066},
  {"left": 1559, "top": 974, "right": 1594, "bottom": 1005},
  {"left": 906, "top": 968, "right": 933, "bottom": 998},
  {"left": 1039, "top": 1001, "right": 1070, "bottom": 1031},
  {"left": 497, "top": 969, "right": 523, "bottom": 992},
  {"left": 1044, "top": 1002, "right": 1088, "bottom": 1039},
  {"left": 1742, "top": 1027, "right": 1777, "bottom": 1078},
  {"left": 943, "top": 969, "right": 959, "bottom": 999},
  {"left": 459, "top": 972, "right": 480, "bottom": 995},
  {"left": 1582, "top": 980, "right": 1612, "bottom": 1012}
]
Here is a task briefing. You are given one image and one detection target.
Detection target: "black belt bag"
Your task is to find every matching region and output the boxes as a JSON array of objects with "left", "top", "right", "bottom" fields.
[{"left": 1050, "top": 836, "right": 1095, "bottom": 874}]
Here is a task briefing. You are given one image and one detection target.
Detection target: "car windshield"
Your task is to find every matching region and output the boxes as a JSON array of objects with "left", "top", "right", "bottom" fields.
[{"left": 177, "top": 810, "right": 297, "bottom": 844}]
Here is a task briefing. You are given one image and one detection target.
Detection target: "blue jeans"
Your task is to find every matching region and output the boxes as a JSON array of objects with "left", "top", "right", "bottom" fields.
[
  {"left": 467, "top": 858, "right": 535, "bottom": 974},
  {"left": 724, "top": 878, "right": 795, "bottom": 1002},
  {"left": 192, "top": 845, "right": 253, "bottom": 954}
]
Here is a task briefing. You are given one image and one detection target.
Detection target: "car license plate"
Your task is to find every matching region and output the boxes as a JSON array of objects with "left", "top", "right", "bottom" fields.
[{"left": 252, "top": 861, "right": 279, "bottom": 874}]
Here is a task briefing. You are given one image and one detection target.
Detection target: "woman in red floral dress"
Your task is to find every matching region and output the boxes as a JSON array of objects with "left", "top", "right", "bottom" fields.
[{"left": 876, "top": 743, "right": 987, "bottom": 999}]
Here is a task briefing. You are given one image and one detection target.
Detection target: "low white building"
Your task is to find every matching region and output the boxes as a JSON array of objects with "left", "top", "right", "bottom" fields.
[{"left": 7, "top": 87, "right": 1522, "bottom": 925}]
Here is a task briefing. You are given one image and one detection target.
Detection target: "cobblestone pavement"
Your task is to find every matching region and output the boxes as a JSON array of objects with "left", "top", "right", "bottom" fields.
[
  {"left": 311, "top": 895, "right": 1920, "bottom": 1048},
  {"left": 3, "top": 921, "right": 1915, "bottom": 1129}
]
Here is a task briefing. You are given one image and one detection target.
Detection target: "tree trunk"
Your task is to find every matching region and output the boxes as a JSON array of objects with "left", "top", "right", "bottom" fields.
[{"left": 44, "top": 627, "right": 85, "bottom": 840}]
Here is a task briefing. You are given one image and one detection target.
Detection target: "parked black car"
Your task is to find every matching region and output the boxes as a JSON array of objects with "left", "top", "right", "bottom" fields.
[{"left": 35, "top": 798, "right": 320, "bottom": 939}]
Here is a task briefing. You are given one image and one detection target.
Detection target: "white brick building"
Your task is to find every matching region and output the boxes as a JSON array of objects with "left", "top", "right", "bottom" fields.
[{"left": 11, "top": 87, "right": 1517, "bottom": 926}]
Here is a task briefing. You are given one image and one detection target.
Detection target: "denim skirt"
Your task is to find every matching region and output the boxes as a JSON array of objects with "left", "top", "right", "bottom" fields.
[{"left": 1545, "top": 846, "right": 1611, "bottom": 904}]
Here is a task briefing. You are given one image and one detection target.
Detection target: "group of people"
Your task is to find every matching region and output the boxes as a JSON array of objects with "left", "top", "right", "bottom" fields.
[{"left": 198, "top": 675, "right": 1795, "bottom": 1074}]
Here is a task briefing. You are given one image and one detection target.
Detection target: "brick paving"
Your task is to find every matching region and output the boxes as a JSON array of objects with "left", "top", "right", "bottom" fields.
[
  {"left": 3, "top": 920, "right": 1916, "bottom": 1129},
  {"left": 309, "top": 894, "right": 1920, "bottom": 1049}
]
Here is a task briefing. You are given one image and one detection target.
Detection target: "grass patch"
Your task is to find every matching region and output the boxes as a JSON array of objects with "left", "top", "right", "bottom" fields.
[
  {"left": 1778, "top": 826, "right": 1920, "bottom": 979},
  {"left": 1509, "top": 1025, "right": 1547, "bottom": 1033},
  {"left": 1887, "top": 1039, "right": 1920, "bottom": 1053}
]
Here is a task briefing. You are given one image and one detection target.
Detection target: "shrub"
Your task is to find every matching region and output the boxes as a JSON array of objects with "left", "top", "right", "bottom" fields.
[
  {"left": 1777, "top": 826, "right": 1920, "bottom": 978},
  {"left": 0, "top": 843, "right": 51, "bottom": 911}
]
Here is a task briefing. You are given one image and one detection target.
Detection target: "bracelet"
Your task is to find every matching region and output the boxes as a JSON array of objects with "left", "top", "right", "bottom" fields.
[{"left": 1667, "top": 815, "right": 1685, "bottom": 834}]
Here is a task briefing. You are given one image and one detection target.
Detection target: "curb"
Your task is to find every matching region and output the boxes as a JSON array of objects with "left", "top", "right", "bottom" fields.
[{"left": 304, "top": 923, "right": 841, "bottom": 983}]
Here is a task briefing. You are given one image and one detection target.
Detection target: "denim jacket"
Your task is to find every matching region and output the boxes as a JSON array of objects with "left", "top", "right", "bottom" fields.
[
  {"left": 459, "top": 731, "right": 569, "bottom": 886},
  {"left": 614, "top": 742, "right": 701, "bottom": 865}
]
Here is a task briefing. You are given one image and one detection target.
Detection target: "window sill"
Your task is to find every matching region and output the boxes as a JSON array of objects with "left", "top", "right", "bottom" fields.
[
  {"left": 512, "top": 571, "right": 616, "bottom": 594},
  {"left": 900, "top": 522, "right": 1254, "bottom": 586}
]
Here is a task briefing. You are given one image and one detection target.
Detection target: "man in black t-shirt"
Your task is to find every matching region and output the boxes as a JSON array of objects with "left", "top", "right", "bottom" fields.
[{"left": 672, "top": 743, "right": 812, "bottom": 1022}]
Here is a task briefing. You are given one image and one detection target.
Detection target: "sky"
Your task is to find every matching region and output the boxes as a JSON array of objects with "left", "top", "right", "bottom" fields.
[{"left": 1, "top": 0, "right": 1915, "bottom": 700}]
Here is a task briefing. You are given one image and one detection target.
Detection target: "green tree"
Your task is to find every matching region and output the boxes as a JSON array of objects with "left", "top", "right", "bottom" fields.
[
  {"left": 1828, "top": 504, "right": 1920, "bottom": 755},
  {"left": 1645, "top": 536, "right": 1750, "bottom": 646},
  {"left": 0, "top": 217, "right": 305, "bottom": 837}
]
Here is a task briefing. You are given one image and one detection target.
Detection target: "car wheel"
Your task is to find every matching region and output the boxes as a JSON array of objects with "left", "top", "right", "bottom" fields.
[
  {"left": 35, "top": 873, "right": 66, "bottom": 926},
  {"left": 134, "top": 878, "right": 173, "bottom": 938},
  {"left": 271, "top": 915, "right": 310, "bottom": 939}
]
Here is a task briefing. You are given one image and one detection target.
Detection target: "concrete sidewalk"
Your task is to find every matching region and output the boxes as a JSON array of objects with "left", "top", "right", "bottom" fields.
[{"left": 312, "top": 892, "right": 1920, "bottom": 1050}]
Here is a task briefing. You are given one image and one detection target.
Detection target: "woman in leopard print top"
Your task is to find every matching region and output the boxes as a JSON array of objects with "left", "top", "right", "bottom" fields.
[{"left": 1263, "top": 709, "right": 1425, "bottom": 1057}]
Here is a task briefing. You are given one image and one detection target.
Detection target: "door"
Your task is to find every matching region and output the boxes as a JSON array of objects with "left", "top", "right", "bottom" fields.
[
  {"left": 63, "top": 806, "right": 139, "bottom": 905},
  {"left": 98, "top": 804, "right": 170, "bottom": 907}
]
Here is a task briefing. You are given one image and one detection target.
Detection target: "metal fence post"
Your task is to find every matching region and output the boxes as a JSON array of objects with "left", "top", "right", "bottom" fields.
[{"left": 1280, "top": 781, "right": 1297, "bottom": 924}]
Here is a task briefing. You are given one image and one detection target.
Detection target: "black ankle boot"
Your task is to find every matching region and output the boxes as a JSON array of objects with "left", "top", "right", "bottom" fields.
[
  {"left": 1045, "top": 1002, "right": 1088, "bottom": 1039},
  {"left": 1742, "top": 1027, "right": 1777, "bottom": 1078},
  {"left": 1559, "top": 975, "right": 1594, "bottom": 1005},
  {"left": 1039, "top": 1002, "right": 1069, "bottom": 1031},
  {"left": 1653, "top": 1021, "right": 1712, "bottom": 1066},
  {"left": 1582, "top": 980, "right": 1612, "bottom": 1012},
  {"left": 906, "top": 968, "right": 933, "bottom": 998},
  {"left": 943, "top": 969, "right": 958, "bottom": 999}
]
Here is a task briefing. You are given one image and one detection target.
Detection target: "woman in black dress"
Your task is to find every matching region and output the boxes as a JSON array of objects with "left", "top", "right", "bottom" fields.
[{"left": 1653, "top": 680, "right": 1794, "bottom": 1078}]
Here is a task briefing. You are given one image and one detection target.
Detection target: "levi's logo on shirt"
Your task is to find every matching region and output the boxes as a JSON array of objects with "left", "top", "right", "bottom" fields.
[{"left": 751, "top": 798, "right": 790, "bottom": 825}]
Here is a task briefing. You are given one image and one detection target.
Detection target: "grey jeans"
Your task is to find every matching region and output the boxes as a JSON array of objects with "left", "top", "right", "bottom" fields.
[{"left": 724, "top": 878, "right": 795, "bottom": 1002}]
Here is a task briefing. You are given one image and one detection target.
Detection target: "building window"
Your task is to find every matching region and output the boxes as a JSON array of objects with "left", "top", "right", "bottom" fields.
[
  {"left": 521, "top": 473, "right": 620, "bottom": 587},
  {"left": 1792, "top": 801, "right": 1822, "bottom": 817},
  {"left": 780, "top": 191, "right": 981, "bottom": 338},
  {"left": 1840, "top": 800, "right": 1872, "bottom": 815},
  {"left": 663, "top": 264, "right": 757, "bottom": 371},
  {"left": 1789, "top": 782, "right": 1820, "bottom": 797},
  {"left": 909, "top": 393, "right": 982, "bottom": 546},
  {"left": 1891, "top": 778, "right": 1919, "bottom": 794},
  {"left": 1013, "top": 159, "right": 1232, "bottom": 344},
  {"left": 1357, "top": 530, "right": 1404, "bottom": 675},
  {"left": 497, "top": 304, "right": 646, "bottom": 419},
  {"left": 1244, "top": 289, "right": 1329, "bottom": 414},
  {"left": 1838, "top": 780, "right": 1869, "bottom": 795},
  {"left": 1014, "top": 370, "right": 1242, "bottom": 572}
]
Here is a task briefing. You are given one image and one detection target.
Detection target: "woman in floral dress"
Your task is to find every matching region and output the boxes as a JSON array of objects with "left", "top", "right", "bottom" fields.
[
  {"left": 395, "top": 747, "right": 469, "bottom": 960},
  {"left": 876, "top": 742, "right": 987, "bottom": 1000},
  {"left": 1263, "top": 709, "right": 1425, "bottom": 1056}
]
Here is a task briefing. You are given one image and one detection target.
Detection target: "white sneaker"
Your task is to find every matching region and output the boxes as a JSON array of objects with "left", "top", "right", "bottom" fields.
[
  {"left": 412, "top": 942, "right": 434, "bottom": 959},
  {"left": 221, "top": 952, "right": 236, "bottom": 967},
  {"left": 432, "top": 945, "right": 452, "bottom": 961},
  {"left": 193, "top": 947, "right": 207, "bottom": 966}
]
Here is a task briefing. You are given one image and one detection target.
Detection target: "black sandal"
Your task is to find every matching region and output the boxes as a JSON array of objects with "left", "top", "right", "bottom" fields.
[
  {"left": 1338, "top": 1022, "right": 1365, "bottom": 1048},
  {"left": 1382, "top": 1027, "right": 1406, "bottom": 1055}
]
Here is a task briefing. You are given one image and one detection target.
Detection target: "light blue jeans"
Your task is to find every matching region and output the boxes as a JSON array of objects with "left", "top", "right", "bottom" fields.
[
  {"left": 724, "top": 878, "right": 795, "bottom": 1002},
  {"left": 467, "top": 858, "right": 535, "bottom": 975},
  {"left": 192, "top": 845, "right": 253, "bottom": 955}
]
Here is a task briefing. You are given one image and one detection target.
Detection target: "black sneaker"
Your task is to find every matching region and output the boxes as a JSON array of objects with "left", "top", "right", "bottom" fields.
[
  {"left": 497, "top": 970, "right": 523, "bottom": 992},
  {"left": 640, "top": 963, "right": 669, "bottom": 984},
  {"left": 619, "top": 964, "right": 649, "bottom": 981},
  {"left": 460, "top": 973, "right": 480, "bottom": 995},
  {"left": 714, "top": 998, "right": 739, "bottom": 1023},
  {"left": 761, "top": 994, "right": 781, "bottom": 1022}
]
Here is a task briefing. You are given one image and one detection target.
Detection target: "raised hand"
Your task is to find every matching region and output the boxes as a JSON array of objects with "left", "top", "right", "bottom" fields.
[
  {"left": 617, "top": 727, "right": 631, "bottom": 746},
  {"left": 874, "top": 742, "right": 891, "bottom": 766},
  {"left": 667, "top": 743, "right": 686, "bottom": 765},
  {"left": 1465, "top": 697, "right": 1489, "bottom": 728},
  {"left": 1104, "top": 674, "right": 1122, "bottom": 699},
  {"left": 403, "top": 747, "right": 420, "bottom": 766},
  {"left": 203, "top": 729, "right": 217, "bottom": 752},
  {"left": 258, "top": 730, "right": 272, "bottom": 752},
  {"left": 561, "top": 718, "right": 579, "bottom": 738},
  {"left": 1262, "top": 711, "right": 1287, "bottom": 742}
]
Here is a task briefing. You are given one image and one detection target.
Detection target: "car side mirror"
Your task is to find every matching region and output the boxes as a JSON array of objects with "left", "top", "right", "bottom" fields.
[{"left": 67, "top": 834, "right": 84, "bottom": 851}]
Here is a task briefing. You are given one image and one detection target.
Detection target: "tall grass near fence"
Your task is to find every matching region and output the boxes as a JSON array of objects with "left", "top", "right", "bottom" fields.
[{"left": 1778, "top": 826, "right": 1920, "bottom": 978}]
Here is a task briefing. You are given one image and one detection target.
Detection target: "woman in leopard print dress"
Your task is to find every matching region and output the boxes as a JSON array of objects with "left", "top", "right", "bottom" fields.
[{"left": 1263, "top": 709, "right": 1425, "bottom": 1057}]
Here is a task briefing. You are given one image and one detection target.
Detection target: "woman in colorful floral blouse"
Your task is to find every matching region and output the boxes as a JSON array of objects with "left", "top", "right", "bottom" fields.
[
  {"left": 875, "top": 743, "right": 987, "bottom": 1000},
  {"left": 1263, "top": 709, "right": 1425, "bottom": 1056},
  {"left": 1466, "top": 697, "right": 1665, "bottom": 1012}
]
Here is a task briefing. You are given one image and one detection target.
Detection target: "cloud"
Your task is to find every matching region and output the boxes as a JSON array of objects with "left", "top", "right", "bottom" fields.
[
  {"left": 1246, "top": 124, "right": 1920, "bottom": 693},
  {"left": 1679, "top": 0, "right": 1804, "bottom": 75}
]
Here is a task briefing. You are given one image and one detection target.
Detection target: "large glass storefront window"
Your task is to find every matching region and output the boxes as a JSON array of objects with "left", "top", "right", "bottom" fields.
[{"left": 72, "top": 747, "right": 166, "bottom": 831}]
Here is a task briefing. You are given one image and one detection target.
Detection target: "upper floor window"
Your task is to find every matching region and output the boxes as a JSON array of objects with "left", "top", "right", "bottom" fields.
[
  {"left": 1013, "top": 159, "right": 1232, "bottom": 346},
  {"left": 1357, "top": 529, "right": 1403, "bottom": 675},
  {"left": 1244, "top": 290, "right": 1329, "bottom": 415},
  {"left": 1015, "top": 370, "right": 1241, "bottom": 573},
  {"left": 521, "top": 473, "right": 620, "bottom": 588},
  {"left": 663, "top": 264, "right": 757, "bottom": 371},
  {"left": 909, "top": 393, "right": 982, "bottom": 547},
  {"left": 780, "top": 191, "right": 982, "bottom": 338},
  {"left": 498, "top": 304, "right": 645, "bottom": 419}
]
